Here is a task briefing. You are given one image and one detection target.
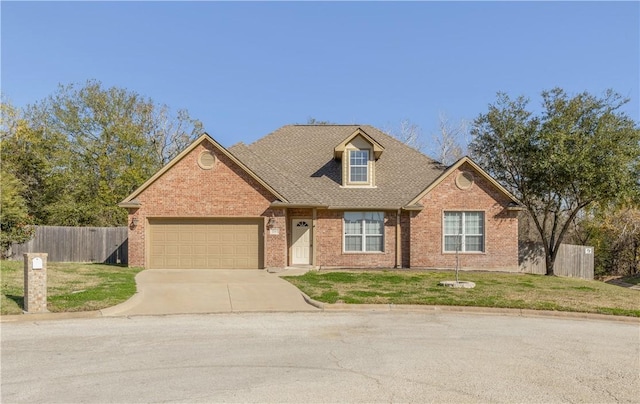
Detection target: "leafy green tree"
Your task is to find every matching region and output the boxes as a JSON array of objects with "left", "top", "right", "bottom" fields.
[
  {"left": 0, "top": 168, "right": 34, "bottom": 256},
  {"left": 3, "top": 80, "right": 204, "bottom": 226},
  {"left": 1, "top": 100, "right": 66, "bottom": 223},
  {"left": 470, "top": 88, "right": 640, "bottom": 275}
]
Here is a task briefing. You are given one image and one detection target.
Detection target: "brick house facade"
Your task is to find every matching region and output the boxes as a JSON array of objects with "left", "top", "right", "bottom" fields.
[{"left": 120, "top": 125, "right": 521, "bottom": 271}]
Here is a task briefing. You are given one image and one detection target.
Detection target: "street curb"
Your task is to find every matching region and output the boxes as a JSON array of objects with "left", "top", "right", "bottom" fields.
[
  {"left": 300, "top": 295, "right": 639, "bottom": 324},
  {"left": 3, "top": 299, "right": 638, "bottom": 324},
  {"left": 0, "top": 310, "right": 102, "bottom": 323}
]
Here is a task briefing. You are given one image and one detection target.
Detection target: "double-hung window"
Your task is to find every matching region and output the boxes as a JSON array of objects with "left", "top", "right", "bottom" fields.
[
  {"left": 349, "top": 150, "right": 369, "bottom": 183},
  {"left": 344, "top": 212, "right": 384, "bottom": 252},
  {"left": 443, "top": 211, "right": 484, "bottom": 252}
]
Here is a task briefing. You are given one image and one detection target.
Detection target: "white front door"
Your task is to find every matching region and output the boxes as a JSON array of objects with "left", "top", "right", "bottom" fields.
[{"left": 291, "top": 219, "right": 311, "bottom": 265}]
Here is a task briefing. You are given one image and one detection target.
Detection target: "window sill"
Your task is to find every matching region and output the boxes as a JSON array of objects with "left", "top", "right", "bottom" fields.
[
  {"left": 342, "top": 251, "right": 386, "bottom": 255},
  {"left": 340, "top": 185, "right": 377, "bottom": 189},
  {"left": 442, "top": 251, "right": 486, "bottom": 255}
]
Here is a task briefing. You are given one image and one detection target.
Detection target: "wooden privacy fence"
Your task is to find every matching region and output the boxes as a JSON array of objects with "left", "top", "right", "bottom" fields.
[
  {"left": 8, "top": 226, "right": 128, "bottom": 264},
  {"left": 519, "top": 242, "right": 594, "bottom": 280}
]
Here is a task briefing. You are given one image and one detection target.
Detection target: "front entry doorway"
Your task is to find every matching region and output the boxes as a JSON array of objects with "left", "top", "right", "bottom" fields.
[{"left": 291, "top": 219, "right": 312, "bottom": 265}]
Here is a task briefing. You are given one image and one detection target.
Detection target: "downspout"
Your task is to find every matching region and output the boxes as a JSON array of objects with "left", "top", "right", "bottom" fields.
[
  {"left": 312, "top": 208, "right": 317, "bottom": 268},
  {"left": 395, "top": 209, "right": 401, "bottom": 268}
]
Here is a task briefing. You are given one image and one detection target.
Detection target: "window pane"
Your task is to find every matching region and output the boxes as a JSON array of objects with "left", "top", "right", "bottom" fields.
[
  {"left": 350, "top": 150, "right": 368, "bottom": 165},
  {"left": 444, "top": 235, "right": 462, "bottom": 252},
  {"left": 345, "top": 235, "right": 362, "bottom": 251},
  {"left": 365, "top": 217, "right": 383, "bottom": 235},
  {"left": 344, "top": 212, "right": 362, "bottom": 222},
  {"left": 444, "top": 212, "right": 462, "bottom": 235},
  {"left": 345, "top": 220, "right": 362, "bottom": 235},
  {"left": 465, "top": 212, "right": 483, "bottom": 234},
  {"left": 344, "top": 212, "right": 362, "bottom": 235},
  {"left": 465, "top": 235, "right": 483, "bottom": 252},
  {"left": 350, "top": 166, "right": 368, "bottom": 182},
  {"left": 364, "top": 212, "right": 384, "bottom": 222},
  {"left": 365, "top": 236, "right": 383, "bottom": 252}
]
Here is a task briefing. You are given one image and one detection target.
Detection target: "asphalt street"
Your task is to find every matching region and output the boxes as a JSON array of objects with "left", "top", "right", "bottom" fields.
[{"left": 2, "top": 312, "right": 638, "bottom": 403}]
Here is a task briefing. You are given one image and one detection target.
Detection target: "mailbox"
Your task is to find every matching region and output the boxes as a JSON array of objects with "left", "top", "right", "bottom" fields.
[{"left": 32, "top": 257, "right": 43, "bottom": 270}]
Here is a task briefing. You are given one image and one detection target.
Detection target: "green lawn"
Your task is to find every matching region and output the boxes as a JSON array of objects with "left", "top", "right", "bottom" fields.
[
  {"left": 284, "top": 270, "right": 640, "bottom": 317},
  {"left": 1, "top": 260, "right": 142, "bottom": 315}
]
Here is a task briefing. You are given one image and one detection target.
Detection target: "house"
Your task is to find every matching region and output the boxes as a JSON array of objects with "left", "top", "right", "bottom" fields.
[{"left": 119, "top": 125, "right": 521, "bottom": 271}]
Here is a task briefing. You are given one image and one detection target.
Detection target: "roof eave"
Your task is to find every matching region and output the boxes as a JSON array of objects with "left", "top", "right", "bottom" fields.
[
  {"left": 117, "top": 200, "right": 141, "bottom": 209},
  {"left": 270, "top": 202, "right": 329, "bottom": 209},
  {"left": 402, "top": 204, "right": 424, "bottom": 211}
]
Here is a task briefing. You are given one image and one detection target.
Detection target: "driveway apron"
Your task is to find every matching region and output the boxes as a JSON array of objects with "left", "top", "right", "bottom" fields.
[{"left": 101, "top": 269, "right": 317, "bottom": 316}]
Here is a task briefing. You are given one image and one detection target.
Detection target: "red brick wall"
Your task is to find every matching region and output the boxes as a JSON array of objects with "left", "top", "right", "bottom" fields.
[
  {"left": 409, "top": 163, "right": 519, "bottom": 271},
  {"left": 315, "top": 210, "right": 398, "bottom": 268},
  {"left": 126, "top": 140, "right": 286, "bottom": 268}
]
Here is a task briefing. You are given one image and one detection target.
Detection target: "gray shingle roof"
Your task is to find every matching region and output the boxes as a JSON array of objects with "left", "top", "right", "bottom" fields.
[{"left": 228, "top": 125, "right": 446, "bottom": 209}]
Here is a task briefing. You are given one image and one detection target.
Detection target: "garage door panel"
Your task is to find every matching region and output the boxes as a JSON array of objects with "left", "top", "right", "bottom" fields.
[
  {"left": 206, "top": 233, "right": 221, "bottom": 243},
  {"left": 192, "top": 256, "right": 207, "bottom": 267},
  {"left": 149, "top": 219, "right": 263, "bottom": 269},
  {"left": 193, "top": 245, "right": 207, "bottom": 255}
]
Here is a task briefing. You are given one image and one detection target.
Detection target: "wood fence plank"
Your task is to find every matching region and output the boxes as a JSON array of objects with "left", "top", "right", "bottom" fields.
[
  {"left": 520, "top": 242, "right": 594, "bottom": 280},
  {"left": 9, "top": 226, "right": 128, "bottom": 264}
]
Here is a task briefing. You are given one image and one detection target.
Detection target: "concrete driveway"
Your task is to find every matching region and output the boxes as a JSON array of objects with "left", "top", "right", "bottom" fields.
[{"left": 101, "top": 269, "right": 318, "bottom": 316}]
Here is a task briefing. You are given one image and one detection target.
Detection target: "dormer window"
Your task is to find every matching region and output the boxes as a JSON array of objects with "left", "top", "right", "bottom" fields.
[
  {"left": 334, "top": 128, "right": 384, "bottom": 188},
  {"left": 349, "top": 150, "right": 369, "bottom": 183}
]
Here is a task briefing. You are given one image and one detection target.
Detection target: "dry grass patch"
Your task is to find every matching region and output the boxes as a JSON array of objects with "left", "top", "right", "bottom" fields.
[
  {"left": 283, "top": 270, "right": 640, "bottom": 317},
  {"left": 1, "top": 260, "right": 142, "bottom": 315}
]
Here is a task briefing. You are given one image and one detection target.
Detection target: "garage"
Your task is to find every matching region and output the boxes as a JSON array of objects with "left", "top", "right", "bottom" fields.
[{"left": 148, "top": 218, "right": 264, "bottom": 269}]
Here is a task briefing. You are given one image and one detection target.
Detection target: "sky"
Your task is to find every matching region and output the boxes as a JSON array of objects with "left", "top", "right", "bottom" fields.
[{"left": 2, "top": 1, "right": 639, "bottom": 149}]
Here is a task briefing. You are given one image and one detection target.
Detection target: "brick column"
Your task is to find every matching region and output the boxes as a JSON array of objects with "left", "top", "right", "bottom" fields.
[{"left": 23, "top": 253, "right": 48, "bottom": 313}]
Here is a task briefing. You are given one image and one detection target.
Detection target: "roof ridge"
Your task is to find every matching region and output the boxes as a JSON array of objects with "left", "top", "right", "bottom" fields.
[{"left": 291, "top": 124, "right": 363, "bottom": 127}]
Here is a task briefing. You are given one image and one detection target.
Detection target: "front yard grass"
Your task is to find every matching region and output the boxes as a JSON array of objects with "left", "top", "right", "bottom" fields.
[
  {"left": 283, "top": 270, "right": 640, "bottom": 317},
  {"left": 1, "top": 260, "right": 142, "bottom": 315}
]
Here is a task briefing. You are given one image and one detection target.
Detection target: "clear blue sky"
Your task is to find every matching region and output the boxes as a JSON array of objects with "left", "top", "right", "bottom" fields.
[{"left": 2, "top": 1, "right": 638, "bottom": 148}]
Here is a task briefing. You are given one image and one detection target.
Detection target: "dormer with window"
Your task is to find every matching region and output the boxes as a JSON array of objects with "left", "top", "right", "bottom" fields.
[{"left": 334, "top": 128, "right": 384, "bottom": 187}]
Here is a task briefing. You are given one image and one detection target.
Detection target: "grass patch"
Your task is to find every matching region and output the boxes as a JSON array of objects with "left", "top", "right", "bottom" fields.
[
  {"left": 284, "top": 270, "right": 640, "bottom": 317},
  {"left": 1, "top": 260, "right": 143, "bottom": 315}
]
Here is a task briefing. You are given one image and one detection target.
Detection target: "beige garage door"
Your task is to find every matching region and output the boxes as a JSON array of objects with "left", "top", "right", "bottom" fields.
[{"left": 148, "top": 218, "right": 263, "bottom": 269}]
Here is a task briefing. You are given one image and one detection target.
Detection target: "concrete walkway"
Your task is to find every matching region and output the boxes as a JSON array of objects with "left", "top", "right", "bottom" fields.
[
  {"left": 100, "top": 269, "right": 318, "bottom": 317},
  {"left": 605, "top": 277, "right": 640, "bottom": 290}
]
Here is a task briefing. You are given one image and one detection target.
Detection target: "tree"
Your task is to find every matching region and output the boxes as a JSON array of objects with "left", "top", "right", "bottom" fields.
[
  {"left": 305, "top": 117, "right": 335, "bottom": 125},
  {"left": 429, "top": 112, "right": 467, "bottom": 165},
  {"left": 470, "top": 88, "right": 640, "bottom": 275},
  {"left": 385, "top": 116, "right": 468, "bottom": 165},
  {"left": 387, "top": 119, "right": 425, "bottom": 152},
  {"left": 0, "top": 168, "right": 34, "bottom": 256},
  {"left": 2, "top": 80, "right": 204, "bottom": 226},
  {"left": 1, "top": 100, "right": 65, "bottom": 223}
]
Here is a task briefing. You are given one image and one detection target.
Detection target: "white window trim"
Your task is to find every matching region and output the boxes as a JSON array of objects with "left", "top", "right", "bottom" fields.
[
  {"left": 442, "top": 211, "right": 485, "bottom": 253},
  {"left": 343, "top": 212, "right": 385, "bottom": 253},
  {"left": 348, "top": 149, "right": 370, "bottom": 184}
]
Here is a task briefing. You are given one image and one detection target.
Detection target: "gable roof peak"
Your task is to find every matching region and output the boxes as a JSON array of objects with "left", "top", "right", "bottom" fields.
[
  {"left": 119, "top": 132, "right": 287, "bottom": 206},
  {"left": 406, "top": 156, "right": 522, "bottom": 207},
  {"left": 334, "top": 127, "right": 385, "bottom": 160}
]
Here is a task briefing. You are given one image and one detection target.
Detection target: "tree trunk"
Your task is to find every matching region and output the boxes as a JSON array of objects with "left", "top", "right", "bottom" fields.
[{"left": 545, "top": 253, "right": 555, "bottom": 276}]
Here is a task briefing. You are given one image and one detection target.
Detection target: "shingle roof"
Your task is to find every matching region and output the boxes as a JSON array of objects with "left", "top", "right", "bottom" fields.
[{"left": 228, "top": 125, "right": 446, "bottom": 209}]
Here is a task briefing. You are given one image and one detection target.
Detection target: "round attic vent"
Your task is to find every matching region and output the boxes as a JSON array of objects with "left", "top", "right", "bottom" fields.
[
  {"left": 455, "top": 171, "right": 474, "bottom": 190},
  {"left": 198, "top": 151, "right": 216, "bottom": 170}
]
